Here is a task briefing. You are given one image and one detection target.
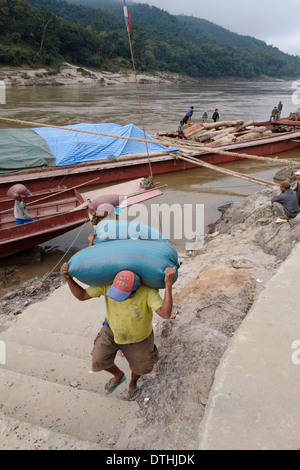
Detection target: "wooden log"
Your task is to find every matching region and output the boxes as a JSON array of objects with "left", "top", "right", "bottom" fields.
[
  {"left": 253, "top": 126, "right": 267, "bottom": 133},
  {"left": 229, "top": 119, "right": 254, "bottom": 134},
  {"left": 202, "top": 120, "right": 244, "bottom": 130},
  {"left": 211, "top": 129, "right": 232, "bottom": 141},
  {"left": 235, "top": 132, "right": 263, "bottom": 142},
  {"left": 183, "top": 124, "right": 203, "bottom": 137},
  {"left": 196, "top": 131, "right": 217, "bottom": 143},
  {"left": 206, "top": 135, "right": 236, "bottom": 147}
]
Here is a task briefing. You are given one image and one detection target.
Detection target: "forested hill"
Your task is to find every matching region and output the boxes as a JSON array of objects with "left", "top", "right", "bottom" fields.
[{"left": 1, "top": 0, "right": 300, "bottom": 79}]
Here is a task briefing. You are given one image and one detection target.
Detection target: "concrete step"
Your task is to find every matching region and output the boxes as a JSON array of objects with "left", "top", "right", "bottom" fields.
[
  {"left": 12, "top": 284, "right": 104, "bottom": 337},
  {"left": 0, "top": 368, "right": 140, "bottom": 449},
  {"left": 0, "top": 326, "right": 94, "bottom": 360},
  {"left": 0, "top": 410, "right": 104, "bottom": 450},
  {"left": 0, "top": 340, "right": 131, "bottom": 398}
]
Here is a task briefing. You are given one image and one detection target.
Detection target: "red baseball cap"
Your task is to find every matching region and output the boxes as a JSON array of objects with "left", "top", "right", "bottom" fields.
[{"left": 106, "top": 270, "right": 141, "bottom": 302}]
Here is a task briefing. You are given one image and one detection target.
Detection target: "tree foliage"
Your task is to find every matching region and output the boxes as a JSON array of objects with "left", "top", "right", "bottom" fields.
[{"left": 1, "top": 0, "right": 299, "bottom": 78}]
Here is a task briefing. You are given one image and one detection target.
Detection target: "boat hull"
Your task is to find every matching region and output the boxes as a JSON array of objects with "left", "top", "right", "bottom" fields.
[
  {"left": 0, "top": 209, "right": 89, "bottom": 259},
  {"left": 1, "top": 129, "right": 300, "bottom": 197},
  {"left": 0, "top": 180, "right": 163, "bottom": 259},
  {"left": 0, "top": 188, "right": 88, "bottom": 259}
]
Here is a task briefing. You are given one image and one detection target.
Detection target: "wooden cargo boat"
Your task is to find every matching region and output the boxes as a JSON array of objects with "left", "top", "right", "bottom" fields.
[
  {"left": 0, "top": 180, "right": 163, "bottom": 259},
  {"left": 0, "top": 121, "right": 300, "bottom": 198}
]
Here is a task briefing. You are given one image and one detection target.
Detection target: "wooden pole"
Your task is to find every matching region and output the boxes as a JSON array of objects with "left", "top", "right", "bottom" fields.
[
  {"left": 0, "top": 117, "right": 157, "bottom": 146},
  {"left": 176, "top": 153, "right": 279, "bottom": 188},
  {"left": 1, "top": 116, "right": 299, "bottom": 168},
  {"left": 157, "top": 135, "right": 300, "bottom": 167}
]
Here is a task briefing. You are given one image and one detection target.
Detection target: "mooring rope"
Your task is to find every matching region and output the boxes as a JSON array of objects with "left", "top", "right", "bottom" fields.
[{"left": 3, "top": 218, "right": 90, "bottom": 317}]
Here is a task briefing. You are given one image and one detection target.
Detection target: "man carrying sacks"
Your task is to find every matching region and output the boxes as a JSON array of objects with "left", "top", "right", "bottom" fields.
[{"left": 60, "top": 264, "right": 176, "bottom": 401}]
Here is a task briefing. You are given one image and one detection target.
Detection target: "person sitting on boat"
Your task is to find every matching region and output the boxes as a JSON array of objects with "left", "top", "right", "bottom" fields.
[
  {"left": 212, "top": 109, "right": 220, "bottom": 122},
  {"left": 14, "top": 194, "right": 33, "bottom": 226},
  {"left": 60, "top": 264, "right": 177, "bottom": 401},
  {"left": 293, "top": 170, "right": 300, "bottom": 205},
  {"left": 270, "top": 106, "right": 279, "bottom": 121},
  {"left": 270, "top": 180, "right": 300, "bottom": 222},
  {"left": 177, "top": 120, "right": 187, "bottom": 139},
  {"left": 182, "top": 106, "right": 194, "bottom": 126}
]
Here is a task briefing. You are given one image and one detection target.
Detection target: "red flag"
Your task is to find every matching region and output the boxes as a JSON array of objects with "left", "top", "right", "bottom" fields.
[{"left": 122, "top": 0, "right": 131, "bottom": 33}]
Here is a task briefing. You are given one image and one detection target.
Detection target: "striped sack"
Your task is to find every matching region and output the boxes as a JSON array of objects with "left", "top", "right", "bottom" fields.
[{"left": 68, "top": 238, "right": 179, "bottom": 289}]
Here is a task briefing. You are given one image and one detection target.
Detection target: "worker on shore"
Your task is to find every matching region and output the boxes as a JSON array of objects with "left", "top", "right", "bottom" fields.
[
  {"left": 270, "top": 180, "right": 300, "bottom": 222},
  {"left": 14, "top": 194, "right": 33, "bottom": 226},
  {"left": 60, "top": 263, "right": 176, "bottom": 401}
]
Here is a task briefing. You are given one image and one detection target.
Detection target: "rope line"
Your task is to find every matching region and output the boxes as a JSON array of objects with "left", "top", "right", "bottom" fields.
[
  {"left": 126, "top": 30, "right": 153, "bottom": 179},
  {"left": 3, "top": 218, "right": 90, "bottom": 317}
]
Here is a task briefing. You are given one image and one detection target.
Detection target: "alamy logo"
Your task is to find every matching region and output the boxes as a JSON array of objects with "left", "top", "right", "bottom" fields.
[
  {"left": 0, "top": 341, "right": 6, "bottom": 365},
  {"left": 291, "top": 340, "right": 300, "bottom": 365},
  {"left": 102, "top": 201, "right": 205, "bottom": 251},
  {"left": 0, "top": 81, "right": 6, "bottom": 105},
  {"left": 292, "top": 81, "right": 300, "bottom": 105}
]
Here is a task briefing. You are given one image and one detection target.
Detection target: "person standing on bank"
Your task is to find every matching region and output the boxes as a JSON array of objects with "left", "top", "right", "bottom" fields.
[
  {"left": 270, "top": 180, "right": 300, "bottom": 222},
  {"left": 60, "top": 264, "right": 177, "bottom": 401},
  {"left": 212, "top": 109, "right": 219, "bottom": 122},
  {"left": 14, "top": 193, "right": 33, "bottom": 225}
]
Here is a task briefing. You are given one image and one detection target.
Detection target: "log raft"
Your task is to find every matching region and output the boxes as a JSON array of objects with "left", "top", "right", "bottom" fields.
[{"left": 157, "top": 119, "right": 273, "bottom": 146}]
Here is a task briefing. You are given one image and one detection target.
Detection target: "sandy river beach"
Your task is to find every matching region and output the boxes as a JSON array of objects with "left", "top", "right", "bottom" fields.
[{"left": 0, "top": 62, "right": 189, "bottom": 88}]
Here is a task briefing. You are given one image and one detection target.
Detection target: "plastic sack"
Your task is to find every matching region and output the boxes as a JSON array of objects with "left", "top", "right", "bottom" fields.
[
  {"left": 7, "top": 184, "right": 31, "bottom": 200},
  {"left": 94, "top": 220, "right": 167, "bottom": 244},
  {"left": 88, "top": 194, "right": 124, "bottom": 217},
  {"left": 68, "top": 239, "right": 179, "bottom": 289}
]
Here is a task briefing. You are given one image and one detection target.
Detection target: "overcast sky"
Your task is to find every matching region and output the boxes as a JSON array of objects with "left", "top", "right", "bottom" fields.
[{"left": 131, "top": 0, "right": 300, "bottom": 56}]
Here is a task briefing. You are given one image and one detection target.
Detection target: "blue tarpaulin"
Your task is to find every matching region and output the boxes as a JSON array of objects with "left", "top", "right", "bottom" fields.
[{"left": 33, "top": 123, "right": 179, "bottom": 166}]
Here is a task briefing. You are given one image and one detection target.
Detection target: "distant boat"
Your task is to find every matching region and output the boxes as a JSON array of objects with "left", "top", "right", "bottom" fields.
[
  {"left": 0, "top": 122, "right": 300, "bottom": 198},
  {"left": 0, "top": 179, "right": 163, "bottom": 259}
]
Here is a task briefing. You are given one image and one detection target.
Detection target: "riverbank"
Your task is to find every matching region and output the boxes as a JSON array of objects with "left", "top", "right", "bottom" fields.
[
  {"left": 0, "top": 62, "right": 191, "bottom": 88},
  {"left": 1, "top": 185, "right": 300, "bottom": 449}
]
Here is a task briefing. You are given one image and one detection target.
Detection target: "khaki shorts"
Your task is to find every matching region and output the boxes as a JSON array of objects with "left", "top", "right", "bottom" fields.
[{"left": 91, "top": 324, "right": 159, "bottom": 376}]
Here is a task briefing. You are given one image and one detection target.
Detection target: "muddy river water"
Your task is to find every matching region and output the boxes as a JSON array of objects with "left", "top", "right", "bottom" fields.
[{"left": 1, "top": 78, "right": 299, "bottom": 291}]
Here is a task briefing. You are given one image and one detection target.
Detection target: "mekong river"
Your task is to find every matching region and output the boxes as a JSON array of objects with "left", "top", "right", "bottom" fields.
[{"left": 1, "top": 79, "right": 299, "bottom": 291}]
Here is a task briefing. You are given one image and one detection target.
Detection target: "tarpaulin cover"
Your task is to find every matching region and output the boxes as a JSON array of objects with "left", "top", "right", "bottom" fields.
[
  {"left": 33, "top": 123, "right": 179, "bottom": 166},
  {"left": 0, "top": 129, "right": 56, "bottom": 174}
]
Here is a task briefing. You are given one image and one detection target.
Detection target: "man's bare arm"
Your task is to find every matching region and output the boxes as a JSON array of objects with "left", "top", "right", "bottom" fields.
[
  {"left": 156, "top": 267, "right": 177, "bottom": 319},
  {"left": 60, "top": 262, "right": 91, "bottom": 301}
]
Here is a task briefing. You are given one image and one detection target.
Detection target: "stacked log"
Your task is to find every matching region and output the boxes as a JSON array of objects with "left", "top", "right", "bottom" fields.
[
  {"left": 285, "top": 112, "right": 299, "bottom": 121},
  {"left": 157, "top": 120, "right": 271, "bottom": 146}
]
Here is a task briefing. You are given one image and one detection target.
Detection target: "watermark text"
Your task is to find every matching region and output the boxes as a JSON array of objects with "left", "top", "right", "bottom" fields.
[
  {"left": 291, "top": 340, "right": 300, "bottom": 365},
  {"left": 0, "top": 341, "right": 6, "bottom": 365},
  {"left": 292, "top": 80, "right": 300, "bottom": 106},
  {"left": 94, "top": 200, "right": 205, "bottom": 251},
  {"left": 0, "top": 81, "right": 6, "bottom": 105}
]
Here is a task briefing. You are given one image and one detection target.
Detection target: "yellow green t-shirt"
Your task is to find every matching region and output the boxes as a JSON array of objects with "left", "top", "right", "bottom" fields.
[{"left": 86, "top": 284, "right": 163, "bottom": 345}]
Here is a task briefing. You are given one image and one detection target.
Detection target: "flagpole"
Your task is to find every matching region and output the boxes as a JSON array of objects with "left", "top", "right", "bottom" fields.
[{"left": 123, "top": 2, "right": 153, "bottom": 180}]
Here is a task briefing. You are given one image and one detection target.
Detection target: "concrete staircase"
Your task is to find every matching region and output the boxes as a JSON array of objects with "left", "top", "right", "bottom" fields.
[{"left": 0, "top": 284, "right": 141, "bottom": 450}]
